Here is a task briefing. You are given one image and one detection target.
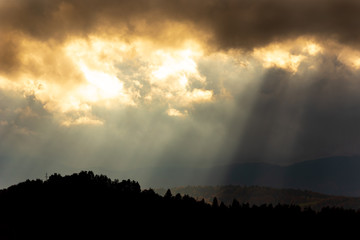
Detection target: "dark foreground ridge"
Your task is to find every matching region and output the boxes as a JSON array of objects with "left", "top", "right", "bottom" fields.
[{"left": 0, "top": 171, "right": 359, "bottom": 239}]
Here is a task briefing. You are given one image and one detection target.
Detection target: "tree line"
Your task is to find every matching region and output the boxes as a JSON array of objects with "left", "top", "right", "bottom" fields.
[
  {"left": 156, "top": 185, "right": 360, "bottom": 211},
  {"left": 0, "top": 171, "right": 359, "bottom": 239}
]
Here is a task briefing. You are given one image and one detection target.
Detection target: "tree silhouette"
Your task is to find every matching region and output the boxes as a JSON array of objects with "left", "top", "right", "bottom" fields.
[
  {"left": 0, "top": 171, "right": 359, "bottom": 239},
  {"left": 164, "top": 189, "right": 173, "bottom": 199},
  {"left": 231, "top": 198, "right": 240, "bottom": 208},
  {"left": 212, "top": 197, "right": 219, "bottom": 208},
  {"left": 219, "top": 201, "right": 227, "bottom": 209}
]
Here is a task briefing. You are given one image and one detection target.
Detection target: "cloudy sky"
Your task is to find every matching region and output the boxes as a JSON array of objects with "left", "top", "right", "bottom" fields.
[{"left": 1, "top": 0, "right": 360, "bottom": 188}]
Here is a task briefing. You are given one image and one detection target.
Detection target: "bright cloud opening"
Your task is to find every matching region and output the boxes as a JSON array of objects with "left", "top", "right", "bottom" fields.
[
  {"left": 253, "top": 45, "right": 304, "bottom": 73},
  {"left": 78, "top": 62, "right": 125, "bottom": 101}
]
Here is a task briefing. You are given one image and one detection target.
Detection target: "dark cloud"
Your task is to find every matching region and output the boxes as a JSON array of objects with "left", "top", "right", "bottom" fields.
[
  {"left": 1, "top": 0, "right": 360, "bottom": 49},
  {"left": 1, "top": 0, "right": 360, "bottom": 81},
  {"left": 2, "top": 0, "right": 360, "bottom": 44},
  {"left": 0, "top": 34, "right": 19, "bottom": 75}
]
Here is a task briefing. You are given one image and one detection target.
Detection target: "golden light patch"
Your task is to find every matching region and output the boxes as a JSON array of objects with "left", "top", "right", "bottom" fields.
[
  {"left": 0, "top": 77, "right": 24, "bottom": 92},
  {"left": 166, "top": 108, "right": 187, "bottom": 117},
  {"left": 0, "top": 34, "right": 214, "bottom": 124},
  {"left": 0, "top": 36, "right": 136, "bottom": 126},
  {"left": 338, "top": 47, "right": 360, "bottom": 70},
  {"left": 150, "top": 49, "right": 199, "bottom": 82},
  {"left": 353, "top": 59, "right": 360, "bottom": 69},
  {"left": 253, "top": 45, "right": 304, "bottom": 73},
  {"left": 61, "top": 116, "right": 104, "bottom": 127},
  {"left": 303, "top": 42, "right": 322, "bottom": 56},
  {"left": 144, "top": 42, "right": 214, "bottom": 108},
  {"left": 148, "top": 43, "right": 206, "bottom": 99},
  {"left": 252, "top": 38, "right": 323, "bottom": 73},
  {"left": 78, "top": 63, "right": 125, "bottom": 101},
  {"left": 186, "top": 89, "right": 213, "bottom": 102},
  {"left": 64, "top": 37, "right": 135, "bottom": 106}
]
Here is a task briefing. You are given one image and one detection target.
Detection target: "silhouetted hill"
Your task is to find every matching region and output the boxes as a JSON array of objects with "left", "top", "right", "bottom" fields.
[
  {"left": 1, "top": 171, "right": 360, "bottom": 239},
  {"left": 156, "top": 185, "right": 360, "bottom": 211}
]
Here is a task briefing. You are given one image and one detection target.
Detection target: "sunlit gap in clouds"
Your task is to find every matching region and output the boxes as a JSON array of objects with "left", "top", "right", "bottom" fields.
[
  {"left": 62, "top": 37, "right": 221, "bottom": 185},
  {"left": 64, "top": 37, "right": 214, "bottom": 118}
]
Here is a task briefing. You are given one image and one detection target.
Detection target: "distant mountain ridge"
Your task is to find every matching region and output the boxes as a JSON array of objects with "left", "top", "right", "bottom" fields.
[
  {"left": 144, "top": 156, "right": 360, "bottom": 197},
  {"left": 221, "top": 156, "right": 360, "bottom": 196}
]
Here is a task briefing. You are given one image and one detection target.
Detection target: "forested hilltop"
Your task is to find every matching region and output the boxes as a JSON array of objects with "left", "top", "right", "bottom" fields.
[
  {"left": 156, "top": 185, "right": 360, "bottom": 211},
  {"left": 1, "top": 171, "right": 359, "bottom": 239}
]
